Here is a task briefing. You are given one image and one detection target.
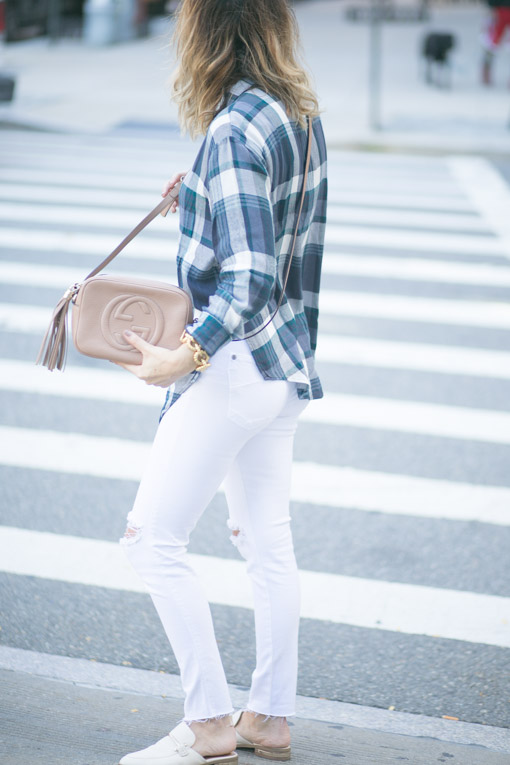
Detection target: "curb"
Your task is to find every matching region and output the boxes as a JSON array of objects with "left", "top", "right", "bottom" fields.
[{"left": 1, "top": 645, "right": 509, "bottom": 754}]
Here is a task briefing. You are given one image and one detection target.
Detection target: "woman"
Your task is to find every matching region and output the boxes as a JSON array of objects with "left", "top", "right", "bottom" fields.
[{"left": 117, "top": 1, "right": 327, "bottom": 763}]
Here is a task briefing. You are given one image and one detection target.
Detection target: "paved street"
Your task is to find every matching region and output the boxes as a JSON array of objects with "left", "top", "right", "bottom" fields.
[{"left": 0, "top": 127, "right": 509, "bottom": 763}]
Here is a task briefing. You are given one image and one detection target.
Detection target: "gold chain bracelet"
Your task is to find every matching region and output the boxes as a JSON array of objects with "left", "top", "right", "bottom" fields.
[{"left": 180, "top": 330, "right": 211, "bottom": 372}]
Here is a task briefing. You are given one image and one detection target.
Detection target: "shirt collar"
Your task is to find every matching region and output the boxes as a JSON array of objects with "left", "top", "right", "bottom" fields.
[{"left": 228, "top": 79, "right": 255, "bottom": 99}]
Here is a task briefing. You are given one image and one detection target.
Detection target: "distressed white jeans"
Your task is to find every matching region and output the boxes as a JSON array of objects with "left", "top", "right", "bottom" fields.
[{"left": 121, "top": 339, "right": 307, "bottom": 722}]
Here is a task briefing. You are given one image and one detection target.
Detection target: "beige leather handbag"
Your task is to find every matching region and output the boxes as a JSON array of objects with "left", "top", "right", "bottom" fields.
[{"left": 36, "top": 184, "right": 193, "bottom": 371}]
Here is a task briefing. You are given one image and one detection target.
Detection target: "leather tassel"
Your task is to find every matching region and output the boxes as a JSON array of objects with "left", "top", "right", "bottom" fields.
[{"left": 36, "top": 285, "right": 79, "bottom": 371}]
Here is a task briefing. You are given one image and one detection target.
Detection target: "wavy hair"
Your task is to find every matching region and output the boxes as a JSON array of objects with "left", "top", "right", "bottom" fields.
[{"left": 172, "top": 0, "right": 319, "bottom": 137}]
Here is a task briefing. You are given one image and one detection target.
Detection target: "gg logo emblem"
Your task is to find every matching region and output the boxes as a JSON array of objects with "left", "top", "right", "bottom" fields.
[{"left": 100, "top": 294, "right": 164, "bottom": 351}]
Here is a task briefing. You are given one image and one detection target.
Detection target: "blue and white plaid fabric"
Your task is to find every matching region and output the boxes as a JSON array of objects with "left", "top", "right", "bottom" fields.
[{"left": 161, "top": 79, "right": 327, "bottom": 417}]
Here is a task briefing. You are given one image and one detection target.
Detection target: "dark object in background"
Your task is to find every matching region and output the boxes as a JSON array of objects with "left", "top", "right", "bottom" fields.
[
  {"left": 0, "top": 74, "right": 15, "bottom": 102},
  {"left": 4, "top": 0, "right": 84, "bottom": 42},
  {"left": 421, "top": 31, "right": 456, "bottom": 88}
]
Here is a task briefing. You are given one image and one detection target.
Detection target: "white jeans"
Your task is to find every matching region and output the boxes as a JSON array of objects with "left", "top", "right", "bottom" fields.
[{"left": 121, "top": 339, "right": 307, "bottom": 722}]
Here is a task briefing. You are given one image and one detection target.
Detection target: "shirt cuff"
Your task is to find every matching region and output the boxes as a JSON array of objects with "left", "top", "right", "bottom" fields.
[{"left": 189, "top": 313, "right": 231, "bottom": 357}]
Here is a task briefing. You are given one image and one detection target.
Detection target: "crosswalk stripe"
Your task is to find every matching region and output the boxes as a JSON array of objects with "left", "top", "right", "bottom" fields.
[
  {"left": 1, "top": 198, "right": 493, "bottom": 249},
  {"left": 2, "top": 134, "right": 449, "bottom": 177},
  {"left": 325, "top": 225, "right": 503, "bottom": 256},
  {"left": 0, "top": 210, "right": 500, "bottom": 256},
  {"left": 3, "top": 290, "right": 510, "bottom": 340},
  {"left": 4, "top": 321, "right": 510, "bottom": 385},
  {"left": 317, "top": 336, "right": 510, "bottom": 379},
  {"left": 0, "top": 304, "right": 55, "bottom": 334},
  {"left": 2, "top": 347, "right": 510, "bottom": 442},
  {"left": 3, "top": 326, "right": 510, "bottom": 400},
  {"left": 0, "top": 183, "right": 162, "bottom": 210},
  {"left": 324, "top": 253, "right": 510, "bottom": 287},
  {"left": 3, "top": 135, "right": 451, "bottom": 177},
  {"left": 0, "top": 167, "right": 177, "bottom": 193},
  {"left": 0, "top": 261, "right": 166, "bottom": 288},
  {"left": 319, "top": 291, "right": 510, "bottom": 329},
  {"left": 0, "top": 201, "right": 178, "bottom": 232},
  {"left": 1, "top": 224, "right": 504, "bottom": 268},
  {"left": 306, "top": 394, "right": 510, "bottom": 444},
  {"left": 448, "top": 157, "right": 510, "bottom": 260},
  {"left": 4, "top": 250, "right": 510, "bottom": 291},
  {"left": 0, "top": 170, "right": 477, "bottom": 212},
  {"left": 0, "top": 228, "right": 175, "bottom": 260},
  {"left": 1, "top": 525, "right": 508, "bottom": 648},
  {"left": 329, "top": 191, "right": 475, "bottom": 212},
  {"left": 0, "top": 426, "right": 508, "bottom": 525},
  {"left": 290, "top": 464, "right": 510, "bottom": 526},
  {"left": 326, "top": 205, "right": 490, "bottom": 233},
  {"left": 0, "top": 192, "right": 489, "bottom": 234},
  {"left": 4, "top": 145, "right": 463, "bottom": 192}
]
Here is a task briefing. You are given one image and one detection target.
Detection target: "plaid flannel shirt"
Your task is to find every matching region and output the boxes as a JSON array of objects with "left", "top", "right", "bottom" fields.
[{"left": 161, "top": 80, "right": 327, "bottom": 418}]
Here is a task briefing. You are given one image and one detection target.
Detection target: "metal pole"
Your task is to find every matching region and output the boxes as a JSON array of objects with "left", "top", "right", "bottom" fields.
[
  {"left": 368, "top": 0, "right": 382, "bottom": 131},
  {"left": 48, "top": 0, "right": 61, "bottom": 43}
]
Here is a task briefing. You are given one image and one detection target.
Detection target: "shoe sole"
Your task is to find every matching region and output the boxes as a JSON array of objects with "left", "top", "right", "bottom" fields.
[
  {"left": 119, "top": 752, "right": 238, "bottom": 765},
  {"left": 237, "top": 744, "right": 291, "bottom": 761}
]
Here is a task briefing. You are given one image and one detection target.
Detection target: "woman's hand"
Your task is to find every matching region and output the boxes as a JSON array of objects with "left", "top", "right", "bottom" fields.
[
  {"left": 161, "top": 171, "right": 188, "bottom": 215},
  {"left": 115, "top": 330, "right": 197, "bottom": 387}
]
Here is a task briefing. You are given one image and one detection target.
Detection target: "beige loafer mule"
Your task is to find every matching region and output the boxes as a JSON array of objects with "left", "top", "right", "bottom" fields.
[{"left": 232, "top": 711, "right": 291, "bottom": 761}]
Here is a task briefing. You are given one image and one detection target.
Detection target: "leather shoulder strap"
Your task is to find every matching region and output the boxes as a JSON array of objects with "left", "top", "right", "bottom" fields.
[{"left": 84, "top": 184, "right": 181, "bottom": 281}]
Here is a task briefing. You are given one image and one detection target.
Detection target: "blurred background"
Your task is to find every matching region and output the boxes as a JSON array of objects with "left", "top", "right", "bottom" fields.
[
  {"left": 0, "top": 2, "right": 509, "bottom": 764},
  {"left": 1, "top": 0, "right": 510, "bottom": 150}
]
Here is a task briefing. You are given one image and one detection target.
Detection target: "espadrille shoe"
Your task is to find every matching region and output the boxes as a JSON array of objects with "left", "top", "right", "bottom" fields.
[
  {"left": 119, "top": 721, "right": 238, "bottom": 765},
  {"left": 232, "top": 711, "right": 291, "bottom": 761}
]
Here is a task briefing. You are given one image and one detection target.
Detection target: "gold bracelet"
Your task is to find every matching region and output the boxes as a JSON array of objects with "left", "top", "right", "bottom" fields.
[{"left": 180, "top": 330, "right": 211, "bottom": 372}]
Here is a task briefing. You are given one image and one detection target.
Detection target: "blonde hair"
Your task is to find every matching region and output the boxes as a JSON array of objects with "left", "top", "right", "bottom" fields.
[{"left": 172, "top": 0, "right": 319, "bottom": 138}]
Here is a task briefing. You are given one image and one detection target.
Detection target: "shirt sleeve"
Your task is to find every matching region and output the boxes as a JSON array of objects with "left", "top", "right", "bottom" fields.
[{"left": 188, "top": 135, "right": 275, "bottom": 356}]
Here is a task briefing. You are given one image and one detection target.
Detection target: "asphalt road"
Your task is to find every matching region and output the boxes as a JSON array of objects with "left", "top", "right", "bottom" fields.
[{"left": 0, "top": 129, "right": 509, "bottom": 731}]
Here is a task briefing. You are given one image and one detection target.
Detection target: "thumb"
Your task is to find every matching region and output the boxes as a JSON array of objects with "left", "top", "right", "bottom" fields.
[{"left": 123, "top": 330, "right": 151, "bottom": 352}]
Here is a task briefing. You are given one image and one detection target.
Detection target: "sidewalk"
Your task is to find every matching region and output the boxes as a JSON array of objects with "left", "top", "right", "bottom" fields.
[
  {"left": 1, "top": 647, "right": 509, "bottom": 765},
  {"left": 0, "top": 1, "right": 509, "bottom": 153}
]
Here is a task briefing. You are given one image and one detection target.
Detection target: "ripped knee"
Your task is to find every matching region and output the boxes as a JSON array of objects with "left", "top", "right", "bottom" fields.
[
  {"left": 227, "top": 519, "right": 249, "bottom": 558},
  {"left": 120, "top": 522, "right": 142, "bottom": 546}
]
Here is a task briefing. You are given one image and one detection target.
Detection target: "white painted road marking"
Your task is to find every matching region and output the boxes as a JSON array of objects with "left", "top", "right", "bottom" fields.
[
  {"left": 0, "top": 170, "right": 478, "bottom": 212},
  {"left": 324, "top": 253, "right": 510, "bottom": 287},
  {"left": 304, "top": 393, "right": 510, "bottom": 445},
  {"left": 319, "top": 291, "right": 510, "bottom": 329},
  {"left": 3, "top": 329, "right": 510, "bottom": 386},
  {"left": 3, "top": 253, "right": 510, "bottom": 290},
  {"left": 1, "top": 358, "right": 509, "bottom": 443},
  {"left": 0, "top": 225, "right": 505, "bottom": 261},
  {"left": 0, "top": 196, "right": 490, "bottom": 234},
  {"left": 325, "top": 225, "right": 504, "bottom": 257},
  {"left": 326, "top": 205, "right": 490, "bottom": 233},
  {"left": 0, "top": 526, "right": 508, "bottom": 648},
  {"left": 449, "top": 157, "right": 510, "bottom": 260},
  {"left": 3, "top": 290, "right": 510, "bottom": 337},
  {"left": 0, "top": 426, "right": 509, "bottom": 526},
  {"left": 316, "top": 335, "right": 510, "bottom": 380}
]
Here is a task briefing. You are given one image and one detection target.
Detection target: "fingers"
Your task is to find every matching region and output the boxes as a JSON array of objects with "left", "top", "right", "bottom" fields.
[
  {"left": 161, "top": 171, "right": 187, "bottom": 197},
  {"left": 161, "top": 171, "right": 188, "bottom": 214},
  {"left": 115, "top": 335, "right": 179, "bottom": 387},
  {"left": 122, "top": 330, "right": 152, "bottom": 353}
]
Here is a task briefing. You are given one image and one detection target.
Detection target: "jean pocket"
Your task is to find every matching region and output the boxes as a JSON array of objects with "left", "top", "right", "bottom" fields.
[{"left": 227, "top": 353, "right": 285, "bottom": 429}]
